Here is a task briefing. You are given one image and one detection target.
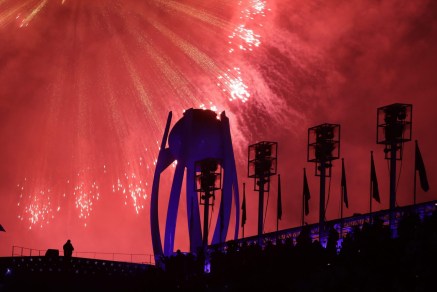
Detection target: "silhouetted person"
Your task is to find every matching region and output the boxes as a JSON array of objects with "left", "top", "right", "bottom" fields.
[
  {"left": 327, "top": 224, "right": 339, "bottom": 258},
  {"left": 63, "top": 239, "right": 74, "bottom": 258}
]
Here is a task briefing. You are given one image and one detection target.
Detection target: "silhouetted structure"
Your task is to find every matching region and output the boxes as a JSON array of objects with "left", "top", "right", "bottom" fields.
[
  {"left": 195, "top": 158, "right": 222, "bottom": 250},
  {"left": 248, "top": 141, "right": 278, "bottom": 242},
  {"left": 45, "top": 249, "right": 59, "bottom": 257},
  {"left": 377, "top": 103, "right": 412, "bottom": 235},
  {"left": 1, "top": 200, "right": 436, "bottom": 291},
  {"left": 150, "top": 109, "right": 240, "bottom": 266},
  {"left": 0, "top": 256, "right": 157, "bottom": 291},
  {"left": 307, "top": 123, "right": 340, "bottom": 240}
]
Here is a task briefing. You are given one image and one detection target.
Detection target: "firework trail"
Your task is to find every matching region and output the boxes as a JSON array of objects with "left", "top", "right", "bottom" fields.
[
  {"left": 0, "top": 0, "right": 302, "bottom": 231},
  {"left": 2, "top": 0, "right": 435, "bottom": 260}
]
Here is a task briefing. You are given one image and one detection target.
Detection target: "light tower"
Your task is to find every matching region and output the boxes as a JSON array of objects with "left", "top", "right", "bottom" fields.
[
  {"left": 307, "top": 123, "right": 340, "bottom": 241},
  {"left": 195, "top": 158, "right": 222, "bottom": 249},
  {"left": 376, "top": 103, "right": 412, "bottom": 235},
  {"left": 248, "top": 141, "right": 278, "bottom": 242}
]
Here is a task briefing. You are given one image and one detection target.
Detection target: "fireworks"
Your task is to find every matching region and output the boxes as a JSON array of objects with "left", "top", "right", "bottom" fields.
[
  {"left": 2, "top": 0, "right": 432, "bottom": 260},
  {"left": 2, "top": 0, "right": 269, "bottom": 229}
]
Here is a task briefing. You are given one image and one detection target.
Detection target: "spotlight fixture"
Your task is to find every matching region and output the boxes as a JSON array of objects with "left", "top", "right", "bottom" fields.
[{"left": 248, "top": 141, "right": 278, "bottom": 239}]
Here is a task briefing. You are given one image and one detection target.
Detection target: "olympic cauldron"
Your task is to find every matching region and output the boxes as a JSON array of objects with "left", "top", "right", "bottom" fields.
[{"left": 150, "top": 108, "right": 240, "bottom": 264}]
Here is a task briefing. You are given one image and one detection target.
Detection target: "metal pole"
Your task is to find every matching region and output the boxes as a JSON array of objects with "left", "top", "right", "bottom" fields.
[
  {"left": 258, "top": 176, "right": 265, "bottom": 243},
  {"left": 276, "top": 174, "right": 280, "bottom": 242},
  {"left": 242, "top": 223, "right": 244, "bottom": 239},
  {"left": 369, "top": 151, "right": 373, "bottom": 223},
  {"left": 340, "top": 173, "right": 344, "bottom": 238},
  {"left": 414, "top": 141, "right": 417, "bottom": 205},
  {"left": 203, "top": 190, "right": 210, "bottom": 249},
  {"left": 319, "top": 160, "right": 326, "bottom": 241},
  {"left": 243, "top": 182, "right": 245, "bottom": 239},
  {"left": 302, "top": 168, "right": 305, "bottom": 227},
  {"left": 302, "top": 191, "right": 305, "bottom": 227},
  {"left": 220, "top": 191, "right": 224, "bottom": 243},
  {"left": 389, "top": 143, "right": 397, "bottom": 236}
]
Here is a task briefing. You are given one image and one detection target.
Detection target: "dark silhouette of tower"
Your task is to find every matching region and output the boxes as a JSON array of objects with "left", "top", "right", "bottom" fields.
[
  {"left": 195, "top": 158, "right": 222, "bottom": 249},
  {"left": 307, "top": 123, "right": 340, "bottom": 242},
  {"left": 248, "top": 141, "right": 278, "bottom": 242},
  {"left": 376, "top": 103, "right": 412, "bottom": 236}
]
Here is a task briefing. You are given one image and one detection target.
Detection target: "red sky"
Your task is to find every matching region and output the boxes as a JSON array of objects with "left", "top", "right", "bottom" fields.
[{"left": 0, "top": 0, "right": 436, "bottom": 260}]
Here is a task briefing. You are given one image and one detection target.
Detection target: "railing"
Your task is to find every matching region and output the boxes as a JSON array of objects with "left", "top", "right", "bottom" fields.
[
  {"left": 11, "top": 246, "right": 44, "bottom": 257},
  {"left": 11, "top": 246, "right": 155, "bottom": 265},
  {"left": 11, "top": 201, "right": 436, "bottom": 264},
  {"left": 209, "top": 200, "right": 437, "bottom": 252}
]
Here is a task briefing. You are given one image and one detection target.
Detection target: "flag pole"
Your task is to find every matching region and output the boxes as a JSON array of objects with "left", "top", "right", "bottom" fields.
[
  {"left": 341, "top": 159, "right": 344, "bottom": 237},
  {"left": 242, "top": 182, "right": 245, "bottom": 239},
  {"left": 414, "top": 140, "right": 417, "bottom": 206},
  {"left": 276, "top": 174, "right": 280, "bottom": 235},
  {"left": 370, "top": 151, "right": 373, "bottom": 223},
  {"left": 302, "top": 168, "right": 305, "bottom": 227},
  {"left": 341, "top": 188, "right": 344, "bottom": 237}
]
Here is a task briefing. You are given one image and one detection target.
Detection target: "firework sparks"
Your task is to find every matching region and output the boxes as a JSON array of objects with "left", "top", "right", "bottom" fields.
[
  {"left": 19, "top": 0, "right": 48, "bottom": 28},
  {"left": 3, "top": 0, "right": 271, "bottom": 235},
  {"left": 17, "top": 179, "right": 58, "bottom": 229},
  {"left": 0, "top": 0, "right": 434, "bottom": 263}
]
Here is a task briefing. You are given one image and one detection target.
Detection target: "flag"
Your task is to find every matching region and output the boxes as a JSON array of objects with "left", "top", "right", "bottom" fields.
[
  {"left": 415, "top": 141, "right": 429, "bottom": 192},
  {"left": 303, "top": 168, "right": 311, "bottom": 215},
  {"left": 277, "top": 174, "right": 282, "bottom": 220},
  {"left": 241, "top": 183, "right": 246, "bottom": 227},
  {"left": 370, "top": 151, "right": 381, "bottom": 203},
  {"left": 341, "top": 158, "right": 349, "bottom": 208}
]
